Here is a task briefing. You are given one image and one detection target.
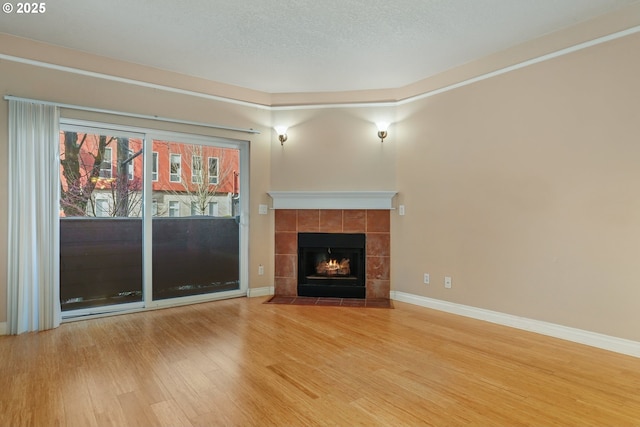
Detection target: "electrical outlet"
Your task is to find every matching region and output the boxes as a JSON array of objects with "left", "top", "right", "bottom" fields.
[
  {"left": 444, "top": 276, "right": 452, "bottom": 288},
  {"left": 423, "top": 273, "right": 430, "bottom": 284},
  {"left": 258, "top": 265, "right": 264, "bottom": 275}
]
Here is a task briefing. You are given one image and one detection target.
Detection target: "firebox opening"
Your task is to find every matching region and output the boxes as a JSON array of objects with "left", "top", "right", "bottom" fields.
[{"left": 298, "top": 233, "right": 365, "bottom": 298}]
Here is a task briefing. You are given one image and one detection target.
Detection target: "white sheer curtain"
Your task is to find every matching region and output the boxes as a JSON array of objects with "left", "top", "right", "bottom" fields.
[{"left": 7, "top": 99, "right": 61, "bottom": 334}]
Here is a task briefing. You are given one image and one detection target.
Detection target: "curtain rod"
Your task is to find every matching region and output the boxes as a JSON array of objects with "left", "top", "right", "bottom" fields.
[{"left": 3, "top": 95, "right": 261, "bottom": 135}]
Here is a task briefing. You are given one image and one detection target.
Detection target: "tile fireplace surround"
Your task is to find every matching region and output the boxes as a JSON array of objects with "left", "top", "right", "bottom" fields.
[{"left": 274, "top": 209, "right": 391, "bottom": 299}]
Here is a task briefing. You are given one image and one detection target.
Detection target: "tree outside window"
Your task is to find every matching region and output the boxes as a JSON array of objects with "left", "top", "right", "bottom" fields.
[{"left": 59, "top": 132, "right": 142, "bottom": 218}]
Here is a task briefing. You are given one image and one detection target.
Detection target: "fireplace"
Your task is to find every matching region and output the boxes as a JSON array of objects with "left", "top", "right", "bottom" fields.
[
  {"left": 298, "top": 233, "right": 366, "bottom": 298},
  {"left": 273, "top": 208, "right": 391, "bottom": 300}
]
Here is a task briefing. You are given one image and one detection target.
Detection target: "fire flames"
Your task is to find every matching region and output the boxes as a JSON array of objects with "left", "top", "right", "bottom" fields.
[{"left": 316, "top": 258, "right": 350, "bottom": 276}]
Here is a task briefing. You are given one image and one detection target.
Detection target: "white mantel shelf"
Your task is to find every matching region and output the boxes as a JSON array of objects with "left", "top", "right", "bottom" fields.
[{"left": 267, "top": 191, "right": 398, "bottom": 210}]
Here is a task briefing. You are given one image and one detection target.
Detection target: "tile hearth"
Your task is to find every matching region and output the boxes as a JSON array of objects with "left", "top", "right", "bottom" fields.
[{"left": 266, "top": 296, "right": 393, "bottom": 308}]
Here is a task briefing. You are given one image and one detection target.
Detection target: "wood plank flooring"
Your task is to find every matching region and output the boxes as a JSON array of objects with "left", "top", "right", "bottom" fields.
[{"left": 1, "top": 296, "right": 639, "bottom": 426}]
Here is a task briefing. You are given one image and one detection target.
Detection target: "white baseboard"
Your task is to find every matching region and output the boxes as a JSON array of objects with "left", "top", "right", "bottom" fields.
[
  {"left": 0, "top": 322, "right": 7, "bottom": 335},
  {"left": 391, "top": 291, "right": 640, "bottom": 358},
  {"left": 247, "top": 286, "right": 274, "bottom": 298}
]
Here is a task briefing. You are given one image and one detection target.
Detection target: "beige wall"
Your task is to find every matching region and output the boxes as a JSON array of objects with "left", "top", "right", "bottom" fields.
[
  {"left": 394, "top": 32, "right": 640, "bottom": 341},
  {"left": 270, "top": 106, "right": 396, "bottom": 191}
]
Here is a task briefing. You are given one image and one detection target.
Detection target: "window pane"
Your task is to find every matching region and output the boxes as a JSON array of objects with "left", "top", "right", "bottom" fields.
[
  {"left": 170, "top": 154, "right": 181, "bottom": 182},
  {"left": 96, "top": 199, "right": 109, "bottom": 217},
  {"left": 190, "top": 201, "right": 203, "bottom": 216},
  {"left": 169, "top": 201, "right": 179, "bottom": 217},
  {"left": 126, "top": 148, "right": 134, "bottom": 180},
  {"left": 192, "top": 155, "right": 202, "bottom": 183},
  {"left": 208, "top": 157, "right": 218, "bottom": 184},
  {"left": 208, "top": 201, "right": 219, "bottom": 216},
  {"left": 100, "top": 147, "right": 112, "bottom": 178},
  {"left": 152, "top": 152, "right": 158, "bottom": 181}
]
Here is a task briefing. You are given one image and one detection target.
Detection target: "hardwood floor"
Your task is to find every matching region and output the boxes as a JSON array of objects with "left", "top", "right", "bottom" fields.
[{"left": 1, "top": 296, "right": 640, "bottom": 426}]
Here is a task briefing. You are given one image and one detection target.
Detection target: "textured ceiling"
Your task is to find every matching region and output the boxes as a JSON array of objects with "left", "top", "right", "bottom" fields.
[{"left": 0, "top": 0, "right": 636, "bottom": 93}]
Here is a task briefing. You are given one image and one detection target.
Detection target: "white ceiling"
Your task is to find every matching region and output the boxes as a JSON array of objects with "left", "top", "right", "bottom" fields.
[{"left": 0, "top": 0, "right": 636, "bottom": 93}]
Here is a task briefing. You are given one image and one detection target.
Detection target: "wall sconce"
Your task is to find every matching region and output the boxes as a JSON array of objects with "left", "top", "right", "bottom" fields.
[
  {"left": 376, "top": 122, "right": 389, "bottom": 142},
  {"left": 274, "top": 126, "right": 288, "bottom": 145}
]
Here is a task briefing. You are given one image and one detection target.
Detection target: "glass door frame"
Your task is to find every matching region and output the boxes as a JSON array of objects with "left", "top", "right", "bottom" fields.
[
  {"left": 59, "top": 118, "right": 249, "bottom": 319},
  {"left": 59, "top": 120, "right": 147, "bottom": 318},
  {"left": 144, "top": 130, "right": 249, "bottom": 309}
]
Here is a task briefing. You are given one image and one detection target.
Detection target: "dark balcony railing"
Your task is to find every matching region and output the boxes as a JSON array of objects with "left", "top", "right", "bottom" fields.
[
  {"left": 151, "top": 217, "right": 239, "bottom": 300},
  {"left": 60, "top": 217, "right": 239, "bottom": 311}
]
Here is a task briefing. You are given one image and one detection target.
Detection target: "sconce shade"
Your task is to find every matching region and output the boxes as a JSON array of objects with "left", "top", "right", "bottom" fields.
[
  {"left": 274, "top": 126, "right": 288, "bottom": 145},
  {"left": 376, "top": 122, "right": 389, "bottom": 132},
  {"left": 376, "top": 122, "right": 390, "bottom": 142}
]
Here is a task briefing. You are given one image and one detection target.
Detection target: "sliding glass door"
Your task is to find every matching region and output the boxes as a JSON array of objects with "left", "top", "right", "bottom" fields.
[
  {"left": 59, "top": 126, "right": 145, "bottom": 314},
  {"left": 59, "top": 121, "right": 247, "bottom": 317},
  {"left": 149, "top": 138, "right": 241, "bottom": 301}
]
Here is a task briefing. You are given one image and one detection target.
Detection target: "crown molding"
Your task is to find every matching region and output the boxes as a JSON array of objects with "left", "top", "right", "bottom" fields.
[{"left": 2, "top": 11, "right": 639, "bottom": 110}]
